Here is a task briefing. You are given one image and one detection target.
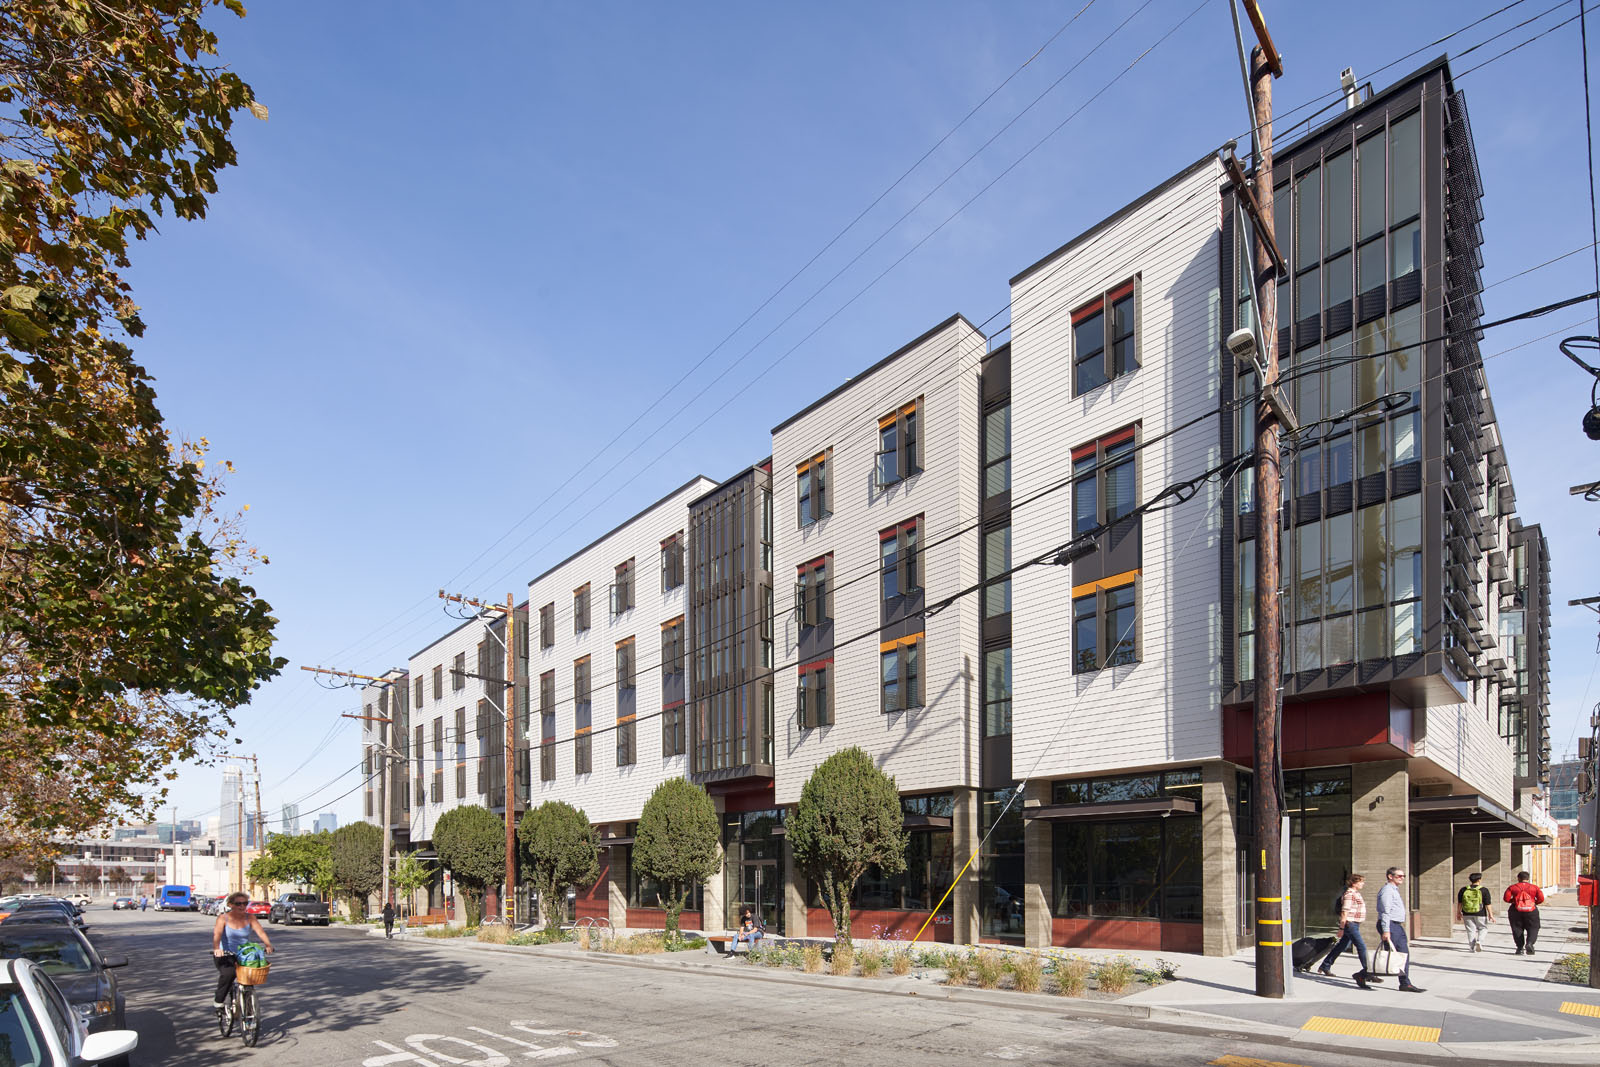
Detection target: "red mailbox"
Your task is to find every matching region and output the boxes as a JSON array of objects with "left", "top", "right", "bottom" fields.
[{"left": 1579, "top": 875, "right": 1598, "bottom": 908}]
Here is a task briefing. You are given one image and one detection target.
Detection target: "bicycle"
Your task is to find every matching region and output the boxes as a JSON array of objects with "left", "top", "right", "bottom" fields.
[{"left": 215, "top": 953, "right": 269, "bottom": 1047}]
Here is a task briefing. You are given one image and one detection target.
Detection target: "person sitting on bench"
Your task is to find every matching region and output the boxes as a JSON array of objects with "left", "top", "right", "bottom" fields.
[{"left": 730, "top": 908, "right": 765, "bottom": 954}]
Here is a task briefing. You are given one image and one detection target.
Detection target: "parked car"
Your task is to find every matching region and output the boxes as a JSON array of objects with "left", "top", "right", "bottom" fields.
[
  {"left": 244, "top": 900, "right": 271, "bottom": 919},
  {"left": 111, "top": 897, "right": 137, "bottom": 911},
  {"left": 0, "top": 923, "right": 127, "bottom": 1033},
  {"left": 0, "top": 957, "right": 137, "bottom": 1065},
  {"left": 66, "top": 894, "right": 90, "bottom": 910},
  {"left": 269, "top": 893, "right": 330, "bottom": 926},
  {"left": 206, "top": 897, "right": 227, "bottom": 916},
  {"left": 4, "top": 901, "right": 87, "bottom": 931}
]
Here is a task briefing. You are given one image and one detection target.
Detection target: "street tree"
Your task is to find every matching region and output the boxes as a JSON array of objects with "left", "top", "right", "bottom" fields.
[
  {"left": 633, "top": 779, "right": 719, "bottom": 943},
  {"left": 433, "top": 805, "right": 504, "bottom": 927},
  {"left": 330, "top": 822, "right": 381, "bottom": 918},
  {"left": 390, "top": 850, "right": 435, "bottom": 915},
  {"left": 517, "top": 801, "right": 597, "bottom": 929},
  {"left": 246, "top": 830, "right": 331, "bottom": 890},
  {"left": 0, "top": 0, "right": 281, "bottom": 859},
  {"left": 787, "top": 747, "right": 906, "bottom": 950}
]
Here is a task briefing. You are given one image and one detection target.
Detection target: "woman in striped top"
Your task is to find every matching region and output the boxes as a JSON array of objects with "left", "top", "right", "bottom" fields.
[{"left": 1318, "top": 873, "right": 1379, "bottom": 989}]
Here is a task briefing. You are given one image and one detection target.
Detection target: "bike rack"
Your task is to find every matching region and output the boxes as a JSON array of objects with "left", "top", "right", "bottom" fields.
[{"left": 574, "top": 916, "right": 614, "bottom": 945}]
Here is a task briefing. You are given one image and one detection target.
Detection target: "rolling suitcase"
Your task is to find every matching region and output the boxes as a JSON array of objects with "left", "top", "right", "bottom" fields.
[{"left": 1291, "top": 935, "right": 1336, "bottom": 972}]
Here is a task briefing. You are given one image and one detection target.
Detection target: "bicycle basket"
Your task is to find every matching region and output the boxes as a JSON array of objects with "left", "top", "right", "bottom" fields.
[{"left": 234, "top": 962, "right": 270, "bottom": 986}]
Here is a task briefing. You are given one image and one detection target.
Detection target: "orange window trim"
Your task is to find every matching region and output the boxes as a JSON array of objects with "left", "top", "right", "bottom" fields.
[
  {"left": 574, "top": 582, "right": 589, "bottom": 594},
  {"left": 615, "top": 714, "right": 637, "bottom": 724},
  {"left": 1071, "top": 568, "right": 1141, "bottom": 599},
  {"left": 660, "top": 617, "right": 682, "bottom": 630},
  {"left": 878, "top": 632, "right": 924, "bottom": 653},
  {"left": 796, "top": 450, "right": 827, "bottom": 474},
  {"left": 616, "top": 636, "right": 635, "bottom": 648},
  {"left": 575, "top": 726, "right": 592, "bottom": 736}
]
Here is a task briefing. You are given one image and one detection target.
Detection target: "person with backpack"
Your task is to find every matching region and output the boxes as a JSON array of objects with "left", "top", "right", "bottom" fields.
[
  {"left": 1318, "top": 873, "right": 1380, "bottom": 989},
  {"left": 1502, "top": 871, "right": 1545, "bottom": 955},
  {"left": 1454, "top": 872, "right": 1493, "bottom": 952}
]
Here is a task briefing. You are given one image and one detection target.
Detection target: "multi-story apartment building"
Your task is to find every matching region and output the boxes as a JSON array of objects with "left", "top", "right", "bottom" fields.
[
  {"left": 526, "top": 476, "right": 717, "bottom": 927},
  {"left": 405, "top": 607, "right": 528, "bottom": 867},
  {"left": 360, "top": 55, "right": 1549, "bottom": 956},
  {"left": 360, "top": 668, "right": 411, "bottom": 854},
  {"left": 772, "top": 313, "right": 987, "bottom": 942}
]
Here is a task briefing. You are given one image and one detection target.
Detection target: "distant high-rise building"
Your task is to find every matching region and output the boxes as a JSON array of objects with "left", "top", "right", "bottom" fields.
[
  {"left": 312, "top": 813, "right": 337, "bottom": 835},
  {"left": 218, "top": 767, "right": 245, "bottom": 851},
  {"left": 281, "top": 803, "right": 300, "bottom": 835},
  {"left": 1549, "top": 759, "right": 1583, "bottom": 821}
]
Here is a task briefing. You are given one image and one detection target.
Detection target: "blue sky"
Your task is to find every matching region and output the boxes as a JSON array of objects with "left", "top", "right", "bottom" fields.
[{"left": 125, "top": 1, "right": 1600, "bottom": 829}]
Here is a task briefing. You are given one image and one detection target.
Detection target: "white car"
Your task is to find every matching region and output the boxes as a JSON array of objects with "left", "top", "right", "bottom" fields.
[
  {"left": 67, "top": 894, "right": 90, "bottom": 910},
  {"left": 0, "top": 957, "right": 138, "bottom": 1064}
]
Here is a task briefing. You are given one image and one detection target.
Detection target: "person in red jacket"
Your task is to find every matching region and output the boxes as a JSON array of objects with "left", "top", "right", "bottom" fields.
[{"left": 1502, "top": 871, "right": 1546, "bottom": 955}]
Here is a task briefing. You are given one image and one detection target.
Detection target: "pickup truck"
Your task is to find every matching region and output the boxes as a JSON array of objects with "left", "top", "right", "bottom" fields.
[{"left": 268, "top": 892, "right": 330, "bottom": 926}]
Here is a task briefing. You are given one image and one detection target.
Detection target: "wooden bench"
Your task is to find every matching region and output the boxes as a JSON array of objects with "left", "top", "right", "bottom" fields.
[{"left": 402, "top": 913, "right": 447, "bottom": 930}]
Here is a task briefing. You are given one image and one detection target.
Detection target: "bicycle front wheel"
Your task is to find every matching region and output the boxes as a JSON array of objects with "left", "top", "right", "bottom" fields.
[{"left": 240, "top": 986, "right": 259, "bottom": 1047}]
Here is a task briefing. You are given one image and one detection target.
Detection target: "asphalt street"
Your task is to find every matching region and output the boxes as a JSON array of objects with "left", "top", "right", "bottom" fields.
[{"left": 83, "top": 908, "right": 1411, "bottom": 1066}]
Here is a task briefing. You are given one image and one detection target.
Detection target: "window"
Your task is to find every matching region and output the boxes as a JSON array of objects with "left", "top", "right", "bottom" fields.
[
  {"left": 983, "top": 647, "right": 1011, "bottom": 737},
  {"left": 432, "top": 665, "right": 443, "bottom": 700},
  {"left": 573, "top": 584, "right": 590, "bottom": 633},
  {"left": 610, "top": 558, "right": 634, "bottom": 616},
  {"left": 876, "top": 399, "right": 922, "bottom": 487},
  {"left": 1052, "top": 817, "right": 1200, "bottom": 923},
  {"left": 796, "top": 661, "right": 833, "bottom": 728},
  {"left": 615, "top": 638, "right": 635, "bottom": 693},
  {"left": 879, "top": 518, "right": 923, "bottom": 605},
  {"left": 880, "top": 636, "right": 924, "bottom": 713},
  {"left": 414, "top": 676, "right": 425, "bottom": 708},
  {"left": 661, "top": 533, "right": 685, "bottom": 591},
  {"left": 574, "top": 657, "right": 591, "bottom": 774},
  {"left": 797, "top": 451, "right": 830, "bottom": 527},
  {"left": 451, "top": 652, "right": 466, "bottom": 691},
  {"left": 795, "top": 554, "right": 832, "bottom": 627},
  {"left": 984, "top": 524, "right": 1011, "bottom": 619},
  {"left": 539, "top": 603, "right": 555, "bottom": 648},
  {"left": 1072, "top": 580, "right": 1140, "bottom": 673},
  {"left": 1073, "top": 427, "right": 1138, "bottom": 537},
  {"left": 662, "top": 700, "right": 686, "bottom": 757},
  {"left": 984, "top": 403, "right": 1010, "bottom": 500},
  {"left": 661, "top": 617, "right": 684, "bottom": 674},
  {"left": 617, "top": 713, "right": 636, "bottom": 767},
  {"left": 760, "top": 487, "right": 773, "bottom": 571},
  {"left": 1072, "top": 279, "right": 1138, "bottom": 395}
]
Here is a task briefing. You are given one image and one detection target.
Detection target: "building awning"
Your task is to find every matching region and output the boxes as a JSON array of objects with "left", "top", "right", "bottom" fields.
[
  {"left": 1408, "top": 794, "right": 1550, "bottom": 843},
  {"left": 597, "top": 836, "right": 634, "bottom": 848},
  {"left": 904, "top": 814, "right": 953, "bottom": 830},
  {"left": 1023, "top": 796, "right": 1198, "bottom": 822}
]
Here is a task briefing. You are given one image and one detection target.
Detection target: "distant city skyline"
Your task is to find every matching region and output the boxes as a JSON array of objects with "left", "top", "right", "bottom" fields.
[{"left": 312, "top": 812, "right": 337, "bottom": 835}]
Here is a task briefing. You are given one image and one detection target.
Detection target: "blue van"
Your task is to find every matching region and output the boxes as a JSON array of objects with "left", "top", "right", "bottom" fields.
[{"left": 157, "top": 884, "right": 195, "bottom": 911}]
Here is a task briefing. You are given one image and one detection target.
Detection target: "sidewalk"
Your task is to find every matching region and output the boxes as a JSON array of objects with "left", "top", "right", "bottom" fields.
[
  {"left": 1115, "top": 905, "right": 1598, "bottom": 1061},
  {"left": 375, "top": 910, "right": 1599, "bottom": 1063}
]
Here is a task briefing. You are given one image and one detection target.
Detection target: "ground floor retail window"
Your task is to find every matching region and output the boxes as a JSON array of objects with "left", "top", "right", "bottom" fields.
[
  {"left": 1285, "top": 767, "right": 1353, "bottom": 936},
  {"left": 723, "top": 809, "right": 784, "bottom": 931},
  {"left": 979, "top": 786, "right": 1025, "bottom": 941},
  {"left": 625, "top": 844, "right": 704, "bottom": 914},
  {"left": 1051, "top": 817, "right": 1201, "bottom": 922}
]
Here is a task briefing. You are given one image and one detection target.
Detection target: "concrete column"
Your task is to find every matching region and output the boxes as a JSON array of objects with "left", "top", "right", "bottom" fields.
[
  {"left": 781, "top": 836, "right": 806, "bottom": 938},
  {"left": 1453, "top": 828, "right": 1481, "bottom": 884},
  {"left": 702, "top": 839, "right": 727, "bottom": 933},
  {"left": 606, "top": 851, "right": 627, "bottom": 931},
  {"left": 951, "top": 786, "right": 981, "bottom": 945},
  {"left": 1201, "top": 761, "right": 1240, "bottom": 957},
  {"left": 1351, "top": 760, "right": 1409, "bottom": 885},
  {"left": 1416, "top": 822, "right": 1454, "bottom": 938},
  {"left": 1023, "top": 780, "right": 1051, "bottom": 949}
]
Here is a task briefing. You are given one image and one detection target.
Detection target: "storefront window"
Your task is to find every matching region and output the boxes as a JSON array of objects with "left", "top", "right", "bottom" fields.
[
  {"left": 1051, "top": 817, "right": 1200, "bottom": 922},
  {"left": 979, "top": 787, "right": 1025, "bottom": 941}
]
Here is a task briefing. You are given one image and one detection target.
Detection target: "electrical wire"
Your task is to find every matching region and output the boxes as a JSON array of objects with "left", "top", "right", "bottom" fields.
[{"left": 1580, "top": 0, "right": 1600, "bottom": 338}]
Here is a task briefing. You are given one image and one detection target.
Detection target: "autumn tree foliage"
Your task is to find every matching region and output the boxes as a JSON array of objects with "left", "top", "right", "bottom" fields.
[{"left": 0, "top": 1, "right": 280, "bottom": 859}]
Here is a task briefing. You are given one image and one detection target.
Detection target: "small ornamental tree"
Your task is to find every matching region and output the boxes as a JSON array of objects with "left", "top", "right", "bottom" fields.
[
  {"left": 390, "top": 850, "right": 435, "bottom": 914},
  {"left": 518, "top": 801, "right": 598, "bottom": 929},
  {"left": 433, "top": 805, "right": 504, "bottom": 926},
  {"left": 247, "top": 830, "right": 330, "bottom": 891},
  {"left": 633, "top": 779, "right": 720, "bottom": 943},
  {"left": 788, "top": 747, "right": 907, "bottom": 951},
  {"left": 330, "top": 821, "right": 382, "bottom": 919}
]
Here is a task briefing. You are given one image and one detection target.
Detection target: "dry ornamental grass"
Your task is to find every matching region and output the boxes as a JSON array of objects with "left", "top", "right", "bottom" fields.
[
  {"left": 1094, "top": 956, "right": 1136, "bottom": 994},
  {"left": 1011, "top": 952, "right": 1043, "bottom": 993},
  {"left": 830, "top": 947, "right": 855, "bottom": 977},
  {"left": 943, "top": 952, "right": 972, "bottom": 986},
  {"left": 973, "top": 949, "right": 1006, "bottom": 989},
  {"left": 890, "top": 947, "right": 913, "bottom": 976},
  {"left": 857, "top": 946, "right": 885, "bottom": 977},
  {"left": 802, "top": 944, "right": 825, "bottom": 973},
  {"left": 1052, "top": 955, "right": 1091, "bottom": 997}
]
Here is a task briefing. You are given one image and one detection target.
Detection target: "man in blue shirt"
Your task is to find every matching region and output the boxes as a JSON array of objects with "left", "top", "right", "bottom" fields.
[{"left": 1376, "top": 866, "right": 1425, "bottom": 993}]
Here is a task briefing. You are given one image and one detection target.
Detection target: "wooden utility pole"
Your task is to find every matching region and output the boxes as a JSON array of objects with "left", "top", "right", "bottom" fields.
[
  {"left": 1245, "top": 0, "right": 1287, "bottom": 1000},
  {"left": 438, "top": 591, "right": 520, "bottom": 923},
  {"left": 251, "top": 754, "right": 264, "bottom": 894},
  {"left": 301, "top": 664, "right": 406, "bottom": 911}
]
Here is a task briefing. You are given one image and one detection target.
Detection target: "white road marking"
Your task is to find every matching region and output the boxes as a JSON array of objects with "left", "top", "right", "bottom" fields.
[
  {"left": 508, "top": 1022, "right": 619, "bottom": 1050},
  {"left": 466, "top": 1027, "right": 575, "bottom": 1060},
  {"left": 363, "top": 1040, "right": 440, "bottom": 1066},
  {"left": 366, "top": 1022, "right": 620, "bottom": 1064},
  {"left": 403, "top": 1035, "right": 512, "bottom": 1066},
  {"left": 986, "top": 1045, "right": 1045, "bottom": 1060}
]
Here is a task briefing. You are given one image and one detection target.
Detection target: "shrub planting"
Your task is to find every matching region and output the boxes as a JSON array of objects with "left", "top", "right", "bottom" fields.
[
  {"left": 1052, "top": 955, "right": 1091, "bottom": 997},
  {"left": 1011, "top": 952, "right": 1043, "bottom": 993},
  {"left": 1094, "top": 956, "right": 1137, "bottom": 994}
]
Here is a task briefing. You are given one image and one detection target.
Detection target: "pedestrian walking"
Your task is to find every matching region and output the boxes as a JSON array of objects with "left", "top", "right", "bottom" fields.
[
  {"left": 1502, "top": 871, "right": 1545, "bottom": 955},
  {"left": 1454, "top": 872, "right": 1493, "bottom": 952},
  {"left": 382, "top": 901, "right": 395, "bottom": 939},
  {"left": 1375, "top": 866, "right": 1425, "bottom": 993},
  {"left": 1318, "top": 873, "right": 1380, "bottom": 989},
  {"left": 139, "top": 895, "right": 147, "bottom": 912}
]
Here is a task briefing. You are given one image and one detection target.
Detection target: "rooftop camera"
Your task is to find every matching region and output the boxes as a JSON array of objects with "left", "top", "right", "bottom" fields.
[{"left": 1584, "top": 404, "right": 1600, "bottom": 441}]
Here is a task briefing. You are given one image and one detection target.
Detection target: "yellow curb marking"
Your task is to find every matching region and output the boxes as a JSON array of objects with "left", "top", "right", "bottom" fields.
[
  {"left": 1300, "top": 1016, "right": 1441, "bottom": 1043},
  {"left": 1209, "top": 1056, "right": 1312, "bottom": 1067},
  {"left": 1560, "top": 1001, "right": 1600, "bottom": 1018}
]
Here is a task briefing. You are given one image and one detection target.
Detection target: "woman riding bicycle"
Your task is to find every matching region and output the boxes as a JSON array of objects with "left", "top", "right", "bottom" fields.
[{"left": 211, "top": 891, "right": 274, "bottom": 1011}]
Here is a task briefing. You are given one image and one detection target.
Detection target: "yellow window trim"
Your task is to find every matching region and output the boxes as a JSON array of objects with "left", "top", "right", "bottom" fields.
[
  {"left": 796, "top": 450, "right": 828, "bottom": 474},
  {"left": 1071, "top": 568, "right": 1141, "bottom": 599},
  {"left": 878, "top": 632, "right": 924, "bottom": 653}
]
